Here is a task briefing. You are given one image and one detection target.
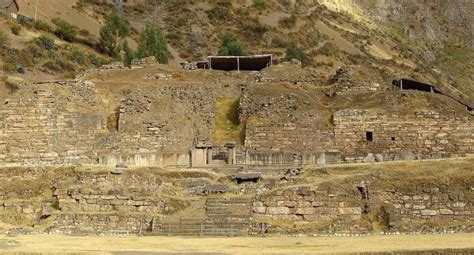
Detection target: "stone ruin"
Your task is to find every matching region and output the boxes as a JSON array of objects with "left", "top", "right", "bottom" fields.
[{"left": 0, "top": 59, "right": 472, "bottom": 169}]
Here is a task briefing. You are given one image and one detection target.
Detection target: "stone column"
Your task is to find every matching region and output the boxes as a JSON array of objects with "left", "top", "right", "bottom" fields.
[
  {"left": 207, "top": 147, "right": 213, "bottom": 165},
  {"left": 225, "top": 142, "right": 236, "bottom": 165}
]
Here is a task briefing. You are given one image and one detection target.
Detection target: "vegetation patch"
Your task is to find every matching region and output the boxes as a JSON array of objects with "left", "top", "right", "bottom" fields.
[{"left": 213, "top": 98, "right": 242, "bottom": 145}]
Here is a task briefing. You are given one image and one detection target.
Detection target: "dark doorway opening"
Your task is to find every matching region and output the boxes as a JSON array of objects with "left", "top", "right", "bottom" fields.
[{"left": 366, "top": 131, "right": 373, "bottom": 142}]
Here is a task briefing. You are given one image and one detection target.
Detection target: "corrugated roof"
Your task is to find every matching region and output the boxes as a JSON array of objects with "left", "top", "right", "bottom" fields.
[{"left": 207, "top": 54, "right": 272, "bottom": 71}]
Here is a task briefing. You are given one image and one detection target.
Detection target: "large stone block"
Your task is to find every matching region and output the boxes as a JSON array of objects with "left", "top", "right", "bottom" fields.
[
  {"left": 253, "top": 206, "right": 266, "bottom": 214},
  {"left": 266, "top": 207, "right": 290, "bottom": 215},
  {"left": 421, "top": 209, "right": 438, "bottom": 216},
  {"left": 439, "top": 208, "right": 454, "bottom": 215},
  {"left": 295, "top": 207, "right": 315, "bottom": 215}
]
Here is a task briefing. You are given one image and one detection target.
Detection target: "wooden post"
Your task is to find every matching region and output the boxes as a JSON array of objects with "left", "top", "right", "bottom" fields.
[
  {"left": 209, "top": 58, "right": 212, "bottom": 70},
  {"left": 237, "top": 57, "right": 240, "bottom": 72},
  {"left": 400, "top": 79, "right": 403, "bottom": 90}
]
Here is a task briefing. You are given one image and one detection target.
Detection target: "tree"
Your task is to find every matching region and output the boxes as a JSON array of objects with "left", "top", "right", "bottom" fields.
[
  {"left": 136, "top": 23, "right": 168, "bottom": 64},
  {"left": 122, "top": 41, "right": 134, "bottom": 68},
  {"left": 218, "top": 33, "right": 245, "bottom": 56},
  {"left": 286, "top": 42, "right": 306, "bottom": 63},
  {"left": 52, "top": 18, "right": 77, "bottom": 42},
  {"left": 99, "top": 7, "right": 130, "bottom": 58}
]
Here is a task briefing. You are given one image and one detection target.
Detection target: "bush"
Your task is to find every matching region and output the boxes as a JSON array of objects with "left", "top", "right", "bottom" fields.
[
  {"left": 279, "top": 15, "right": 297, "bottom": 28},
  {"left": 286, "top": 42, "right": 306, "bottom": 63},
  {"left": 99, "top": 7, "right": 130, "bottom": 58},
  {"left": 252, "top": 0, "right": 269, "bottom": 10},
  {"left": 136, "top": 23, "right": 168, "bottom": 64},
  {"left": 52, "top": 18, "right": 77, "bottom": 42},
  {"left": 10, "top": 23, "right": 21, "bottom": 35},
  {"left": 206, "top": 0, "right": 232, "bottom": 21},
  {"left": 218, "top": 33, "right": 245, "bottom": 56},
  {"left": 33, "top": 20, "right": 53, "bottom": 33},
  {"left": 70, "top": 47, "right": 85, "bottom": 64},
  {"left": 87, "top": 53, "right": 108, "bottom": 67},
  {"left": 0, "top": 30, "right": 9, "bottom": 47},
  {"left": 122, "top": 41, "right": 134, "bottom": 68},
  {"left": 33, "top": 35, "right": 55, "bottom": 50}
]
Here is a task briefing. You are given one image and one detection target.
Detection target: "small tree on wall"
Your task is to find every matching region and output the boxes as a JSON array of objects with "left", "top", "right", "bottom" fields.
[
  {"left": 136, "top": 23, "right": 168, "bottom": 64},
  {"left": 218, "top": 33, "right": 245, "bottom": 56}
]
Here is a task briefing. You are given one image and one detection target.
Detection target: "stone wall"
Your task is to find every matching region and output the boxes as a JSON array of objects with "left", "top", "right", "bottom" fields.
[
  {"left": 253, "top": 186, "right": 362, "bottom": 223},
  {"left": 0, "top": 80, "right": 213, "bottom": 167},
  {"left": 0, "top": 81, "right": 107, "bottom": 166},
  {"left": 252, "top": 175, "right": 473, "bottom": 234},
  {"left": 333, "top": 109, "right": 474, "bottom": 160},
  {"left": 244, "top": 123, "right": 335, "bottom": 152}
]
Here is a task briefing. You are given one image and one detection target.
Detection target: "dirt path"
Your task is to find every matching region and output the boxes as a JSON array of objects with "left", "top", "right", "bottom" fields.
[{"left": 0, "top": 233, "right": 473, "bottom": 254}]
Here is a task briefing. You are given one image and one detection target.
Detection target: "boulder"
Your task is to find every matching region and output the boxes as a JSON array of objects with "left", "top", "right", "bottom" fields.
[
  {"left": 363, "top": 153, "right": 375, "bottom": 163},
  {"left": 399, "top": 151, "right": 416, "bottom": 160},
  {"left": 375, "top": 154, "right": 384, "bottom": 162},
  {"left": 110, "top": 169, "right": 123, "bottom": 175}
]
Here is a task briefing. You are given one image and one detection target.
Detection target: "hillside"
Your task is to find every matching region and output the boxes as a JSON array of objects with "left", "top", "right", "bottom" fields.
[{"left": 2, "top": 0, "right": 472, "bottom": 103}]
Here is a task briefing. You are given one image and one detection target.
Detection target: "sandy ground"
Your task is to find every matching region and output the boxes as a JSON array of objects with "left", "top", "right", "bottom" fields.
[{"left": 0, "top": 233, "right": 472, "bottom": 254}]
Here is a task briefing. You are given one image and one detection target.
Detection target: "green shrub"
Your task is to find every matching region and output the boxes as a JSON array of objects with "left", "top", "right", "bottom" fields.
[
  {"left": 136, "top": 23, "right": 168, "bottom": 64},
  {"left": 218, "top": 33, "right": 245, "bottom": 56},
  {"left": 33, "top": 20, "right": 53, "bottom": 33},
  {"left": 252, "top": 0, "right": 269, "bottom": 10},
  {"left": 122, "top": 41, "right": 134, "bottom": 68},
  {"left": 285, "top": 42, "right": 306, "bottom": 63},
  {"left": 10, "top": 23, "right": 21, "bottom": 35},
  {"left": 99, "top": 7, "right": 130, "bottom": 58},
  {"left": 88, "top": 53, "right": 108, "bottom": 67},
  {"left": 0, "top": 30, "right": 9, "bottom": 47},
  {"left": 70, "top": 47, "right": 85, "bottom": 64},
  {"left": 52, "top": 18, "right": 77, "bottom": 42},
  {"left": 33, "top": 35, "right": 55, "bottom": 50}
]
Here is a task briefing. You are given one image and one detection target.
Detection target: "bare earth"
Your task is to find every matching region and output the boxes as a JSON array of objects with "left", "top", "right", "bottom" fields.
[{"left": 0, "top": 233, "right": 473, "bottom": 254}]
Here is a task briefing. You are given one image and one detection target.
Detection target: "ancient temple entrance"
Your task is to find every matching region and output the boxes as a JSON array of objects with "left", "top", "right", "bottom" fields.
[{"left": 191, "top": 140, "right": 236, "bottom": 167}]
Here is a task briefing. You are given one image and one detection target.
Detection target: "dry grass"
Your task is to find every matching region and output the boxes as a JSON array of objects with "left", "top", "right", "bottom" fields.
[{"left": 0, "top": 233, "right": 473, "bottom": 254}]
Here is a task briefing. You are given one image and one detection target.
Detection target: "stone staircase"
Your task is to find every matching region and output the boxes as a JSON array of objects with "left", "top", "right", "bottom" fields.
[
  {"left": 202, "top": 196, "right": 253, "bottom": 236},
  {"left": 152, "top": 196, "right": 253, "bottom": 236}
]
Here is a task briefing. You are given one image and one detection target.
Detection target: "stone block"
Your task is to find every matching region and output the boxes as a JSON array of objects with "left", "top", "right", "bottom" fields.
[
  {"left": 413, "top": 204, "right": 426, "bottom": 210},
  {"left": 312, "top": 201, "right": 325, "bottom": 207},
  {"left": 439, "top": 208, "right": 454, "bottom": 215},
  {"left": 375, "top": 154, "right": 384, "bottom": 162},
  {"left": 266, "top": 207, "right": 290, "bottom": 215},
  {"left": 421, "top": 209, "right": 438, "bottom": 216},
  {"left": 295, "top": 207, "right": 315, "bottom": 215},
  {"left": 253, "top": 206, "right": 266, "bottom": 214},
  {"left": 451, "top": 202, "right": 466, "bottom": 208},
  {"left": 363, "top": 153, "right": 375, "bottom": 163}
]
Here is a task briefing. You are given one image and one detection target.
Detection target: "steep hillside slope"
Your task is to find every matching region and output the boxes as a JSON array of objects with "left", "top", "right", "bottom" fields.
[{"left": 6, "top": 0, "right": 474, "bottom": 102}]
